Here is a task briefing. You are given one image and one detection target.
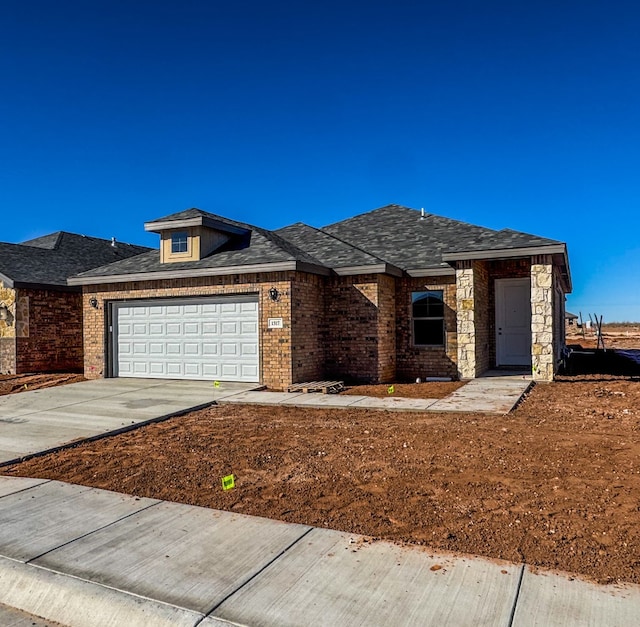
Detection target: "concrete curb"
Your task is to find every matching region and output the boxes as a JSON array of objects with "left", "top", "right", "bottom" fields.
[{"left": 0, "top": 557, "right": 203, "bottom": 627}]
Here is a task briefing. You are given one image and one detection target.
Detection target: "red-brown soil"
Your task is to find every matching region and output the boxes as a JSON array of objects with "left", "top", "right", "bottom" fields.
[
  {"left": 3, "top": 376, "right": 640, "bottom": 586},
  {"left": 341, "top": 381, "right": 465, "bottom": 398},
  {"left": 0, "top": 373, "right": 85, "bottom": 396}
]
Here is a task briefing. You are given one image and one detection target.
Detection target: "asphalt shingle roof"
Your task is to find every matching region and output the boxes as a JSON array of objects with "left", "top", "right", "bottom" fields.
[
  {"left": 321, "top": 205, "right": 562, "bottom": 271},
  {"left": 274, "top": 223, "right": 386, "bottom": 269},
  {"left": 0, "top": 232, "right": 151, "bottom": 287},
  {"left": 68, "top": 205, "right": 567, "bottom": 283},
  {"left": 74, "top": 211, "right": 323, "bottom": 280}
]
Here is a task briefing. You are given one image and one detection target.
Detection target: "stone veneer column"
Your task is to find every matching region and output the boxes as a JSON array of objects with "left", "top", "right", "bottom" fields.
[
  {"left": 456, "top": 261, "right": 476, "bottom": 379},
  {"left": 531, "top": 255, "right": 554, "bottom": 381}
]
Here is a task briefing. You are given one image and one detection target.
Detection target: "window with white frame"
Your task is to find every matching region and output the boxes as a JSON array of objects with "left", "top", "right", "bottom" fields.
[
  {"left": 170, "top": 231, "right": 188, "bottom": 254},
  {"left": 412, "top": 290, "right": 445, "bottom": 346}
]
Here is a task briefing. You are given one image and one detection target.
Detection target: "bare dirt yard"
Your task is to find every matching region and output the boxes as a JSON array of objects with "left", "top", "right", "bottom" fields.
[
  {"left": 0, "top": 373, "right": 85, "bottom": 396},
  {"left": 3, "top": 375, "right": 640, "bottom": 586},
  {"left": 567, "top": 322, "right": 640, "bottom": 350},
  {"left": 341, "top": 380, "right": 465, "bottom": 398}
]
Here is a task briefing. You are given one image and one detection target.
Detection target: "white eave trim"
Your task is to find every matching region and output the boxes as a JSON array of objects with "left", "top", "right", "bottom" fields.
[
  {"left": 68, "top": 260, "right": 330, "bottom": 286},
  {"left": 334, "top": 263, "right": 403, "bottom": 277},
  {"left": 442, "top": 244, "right": 566, "bottom": 261},
  {"left": 144, "top": 216, "right": 248, "bottom": 235},
  {"left": 0, "top": 272, "right": 14, "bottom": 288},
  {"left": 406, "top": 267, "right": 456, "bottom": 278}
]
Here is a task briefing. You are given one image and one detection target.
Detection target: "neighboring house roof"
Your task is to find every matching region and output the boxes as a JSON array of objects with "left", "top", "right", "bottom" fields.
[
  {"left": 68, "top": 205, "right": 571, "bottom": 291},
  {"left": 0, "top": 232, "right": 151, "bottom": 289},
  {"left": 565, "top": 311, "right": 579, "bottom": 320}
]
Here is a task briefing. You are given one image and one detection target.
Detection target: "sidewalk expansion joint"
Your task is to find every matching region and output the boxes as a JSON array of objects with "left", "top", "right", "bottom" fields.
[
  {"left": 197, "top": 526, "right": 315, "bottom": 625},
  {"left": 507, "top": 563, "right": 526, "bottom": 627},
  {"left": 24, "top": 499, "right": 162, "bottom": 564}
]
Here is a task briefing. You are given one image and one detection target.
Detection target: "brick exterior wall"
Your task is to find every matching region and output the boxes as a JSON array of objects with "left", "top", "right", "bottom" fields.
[
  {"left": 77, "top": 257, "right": 563, "bottom": 386},
  {"left": 15, "top": 289, "right": 84, "bottom": 373},
  {"left": 376, "top": 274, "right": 396, "bottom": 382},
  {"left": 473, "top": 261, "right": 491, "bottom": 375},
  {"left": 291, "top": 273, "right": 325, "bottom": 383},
  {"left": 396, "top": 275, "right": 457, "bottom": 381},
  {"left": 323, "top": 275, "right": 382, "bottom": 383},
  {"left": 82, "top": 272, "right": 296, "bottom": 390}
]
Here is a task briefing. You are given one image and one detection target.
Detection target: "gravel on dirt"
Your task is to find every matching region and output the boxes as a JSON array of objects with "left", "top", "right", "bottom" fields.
[{"left": 2, "top": 375, "right": 640, "bottom": 586}]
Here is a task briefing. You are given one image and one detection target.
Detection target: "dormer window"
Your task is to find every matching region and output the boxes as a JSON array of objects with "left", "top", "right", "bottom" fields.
[
  {"left": 145, "top": 208, "right": 250, "bottom": 264},
  {"left": 171, "top": 231, "right": 188, "bottom": 254}
]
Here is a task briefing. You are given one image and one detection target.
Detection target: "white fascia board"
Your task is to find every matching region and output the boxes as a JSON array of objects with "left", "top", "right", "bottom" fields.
[
  {"left": 442, "top": 244, "right": 566, "bottom": 262},
  {"left": 0, "top": 272, "right": 14, "bottom": 288},
  {"left": 406, "top": 267, "right": 456, "bottom": 277},
  {"left": 67, "top": 261, "right": 330, "bottom": 286},
  {"left": 144, "top": 217, "right": 247, "bottom": 235},
  {"left": 334, "top": 263, "right": 403, "bottom": 277}
]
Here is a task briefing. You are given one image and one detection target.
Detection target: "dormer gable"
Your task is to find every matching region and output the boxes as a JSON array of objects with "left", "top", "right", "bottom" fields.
[{"left": 144, "top": 208, "right": 249, "bottom": 264}]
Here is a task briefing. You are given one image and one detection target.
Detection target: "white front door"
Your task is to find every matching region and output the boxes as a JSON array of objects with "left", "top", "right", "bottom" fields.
[{"left": 495, "top": 278, "right": 531, "bottom": 366}]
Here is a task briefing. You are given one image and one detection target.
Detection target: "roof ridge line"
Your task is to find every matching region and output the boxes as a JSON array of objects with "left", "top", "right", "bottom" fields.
[{"left": 308, "top": 223, "right": 391, "bottom": 266}]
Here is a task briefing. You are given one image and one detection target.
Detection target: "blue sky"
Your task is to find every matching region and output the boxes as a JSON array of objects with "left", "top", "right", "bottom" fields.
[{"left": 2, "top": 1, "right": 639, "bottom": 320}]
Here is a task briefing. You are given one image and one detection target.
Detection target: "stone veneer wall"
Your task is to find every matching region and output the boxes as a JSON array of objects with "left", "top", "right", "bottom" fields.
[
  {"left": 530, "top": 255, "right": 555, "bottom": 381},
  {"left": 456, "top": 261, "right": 476, "bottom": 379},
  {"left": 291, "top": 273, "right": 325, "bottom": 383},
  {"left": 396, "top": 275, "right": 457, "bottom": 381},
  {"left": 82, "top": 272, "right": 295, "bottom": 390},
  {"left": 0, "top": 281, "right": 16, "bottom": 373}
]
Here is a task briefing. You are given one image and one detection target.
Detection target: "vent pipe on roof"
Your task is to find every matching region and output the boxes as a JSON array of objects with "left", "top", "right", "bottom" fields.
[
  {"left": 420, "top": 208, "right": 425, "bottom": 220},
  {"left": 111, "top": 237, "right": 117, "bottom": 247}
]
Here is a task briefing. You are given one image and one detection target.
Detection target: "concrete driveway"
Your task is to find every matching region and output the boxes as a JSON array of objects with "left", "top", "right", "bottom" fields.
[{"left": 0, "top": 379, "right": 257, "bottom": 465}]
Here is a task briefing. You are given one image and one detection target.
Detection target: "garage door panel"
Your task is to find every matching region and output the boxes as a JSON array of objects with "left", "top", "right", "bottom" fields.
[
  {"left": 220, "top": 322, "right": 237, "bottom": 334},
  {"left": 115, "top": 297, "right": 259, "bottom": 382}
]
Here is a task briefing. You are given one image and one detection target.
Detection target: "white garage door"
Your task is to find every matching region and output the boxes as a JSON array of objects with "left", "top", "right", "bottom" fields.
[{"left": 113, "top": 296, "right": 259, "bottom": 382}]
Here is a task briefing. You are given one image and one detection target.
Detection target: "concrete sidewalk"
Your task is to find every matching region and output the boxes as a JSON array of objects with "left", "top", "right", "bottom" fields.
[
  {"left": 0, "top": 477, "right": 637, "bottom": 627},
  {"left": 0, "top": 379, "right": 257, "bottom": 465},
  {"left": 220, "top": 374, "right": 533, "bottom": 414}
]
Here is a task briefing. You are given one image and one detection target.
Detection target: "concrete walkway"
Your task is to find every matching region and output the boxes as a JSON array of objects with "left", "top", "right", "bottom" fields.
[
  {"left": 0, "top": 476, "right": 637, "bottom": 627},
  {"left": 220, "top": 374, "right": 533, "bottom": 414},
  {"left": 0, "top": 379, "right": 257, "bottom": 465}
]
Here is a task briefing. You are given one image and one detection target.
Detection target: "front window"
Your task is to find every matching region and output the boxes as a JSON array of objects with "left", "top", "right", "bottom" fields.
[
  {"left": 171, "top": 231, "right": 188, "bottom": 254},
  {"left": 412, "top": 290, "right": 445, "bottom": 346}
]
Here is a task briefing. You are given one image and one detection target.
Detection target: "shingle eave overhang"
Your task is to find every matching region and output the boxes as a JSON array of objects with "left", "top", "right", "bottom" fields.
[
  {"left": 333, "top": 263, "right": 403, "bottom": 277},
  {"left": 67, "top": 260, "right": 331, "bottom": 286},
  {"left": 406, "top": 266, "right": 456, "bottom": 278},
  {"left": 441, "top": 243, "right": 572, "bottom": 293},
  {"left": 144, "top": 215, "right": 248, "bottom": 236},
  {"left": 441, "top": 243, "right": 567, "bottom": 261}
]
